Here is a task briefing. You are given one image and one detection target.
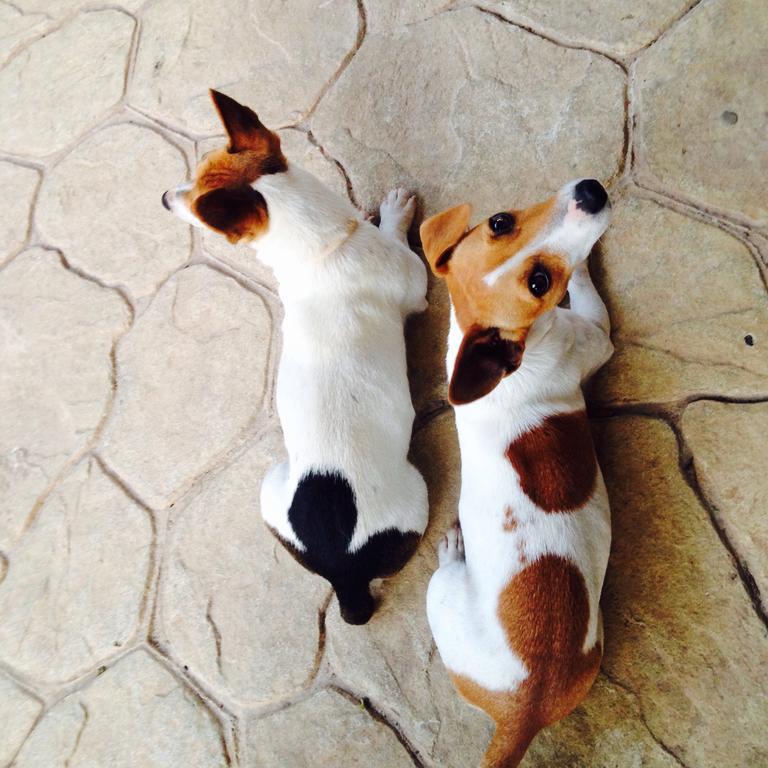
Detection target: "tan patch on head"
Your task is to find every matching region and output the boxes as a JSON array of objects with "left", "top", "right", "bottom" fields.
[
  {"left": 422, "top": 195, "right": 569, "bottom": 337},
  {"left": 506, "top": 410, "right": 597, "bottom": 513},
  {"left": 449, "top": 554, "right": 601, "bottom": 767},
  {"left": 421, "top": 193, "right": 574, "bottom": 405},
  {"left": 184, "top": 90, "right": 287, "bottom": 243}
]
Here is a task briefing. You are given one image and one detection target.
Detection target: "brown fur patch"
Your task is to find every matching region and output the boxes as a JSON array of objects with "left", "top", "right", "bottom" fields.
[
  {"left": 183, "top": 91, "right": 287, "bottom": 243},
  {"left": 506, "top": 410, "right": 597, "bottom": 512},
  {"left": 421, "top": 197, "right": 569, "bottom": 339},
  {"left": 502, "top": 506, "right": 518, "bottom": 531},
  {"left": 450, "top": 555, "right": 601, "bottom": 768}
]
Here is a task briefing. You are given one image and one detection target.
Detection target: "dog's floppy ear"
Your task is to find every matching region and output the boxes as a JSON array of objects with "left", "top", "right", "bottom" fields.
[
  {"left": 449, "top": 326, "right": 524, "bottom": 405},
  {"left": 420, "top": 203, "right": 472, "bottom": 275},
  {"left": 210, "top": 89, "right": 280, "bottom": 155},
  {"left": 194, "top": 185, "right": 268, "bottom": 244}
]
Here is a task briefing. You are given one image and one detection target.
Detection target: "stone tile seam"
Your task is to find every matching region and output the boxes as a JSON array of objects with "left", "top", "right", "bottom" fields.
[
  {"left": 599, "top": 669, "right": 691, "bottom": 768},
  {"left": 593, "top": 402, "right": 768, "bottom": 629},
  {"left": 296, "top": 0, "right": 368, "bottom": 128},
  {"left": 329, "top": 682, "right": 427, "bottom": 768}
]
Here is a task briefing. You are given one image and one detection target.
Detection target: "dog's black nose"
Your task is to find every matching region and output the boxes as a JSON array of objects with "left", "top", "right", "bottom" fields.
[
  {"left": 574, "top": 179, "right": 608, "bottom": 214},
  {"left": 161, "top": 190, "right": 171, "bottom": 211}
]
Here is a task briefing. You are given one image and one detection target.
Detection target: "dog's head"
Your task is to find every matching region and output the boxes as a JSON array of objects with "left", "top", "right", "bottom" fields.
[
  {"left": 421, "top": 180, "right": 611, "bottom": 405},
  {"left": 162, "top": 90, "right": 287, "bottom": 243}
]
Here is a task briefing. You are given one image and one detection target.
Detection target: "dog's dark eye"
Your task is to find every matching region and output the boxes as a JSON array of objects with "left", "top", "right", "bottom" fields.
[
  {"left": 488, "top": 212, "right": 515, "bottom": 235},
  {"left": 528, "top": 266, "right": 551, "bottom": 298}
]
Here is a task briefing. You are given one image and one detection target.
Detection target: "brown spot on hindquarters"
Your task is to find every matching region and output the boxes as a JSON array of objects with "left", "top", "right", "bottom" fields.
[
  {"left": 448, "top": 555, "right": 601, "bottom": 767},
  {"left": 505, "top": 410, "right": 597, "bottom": 512}
]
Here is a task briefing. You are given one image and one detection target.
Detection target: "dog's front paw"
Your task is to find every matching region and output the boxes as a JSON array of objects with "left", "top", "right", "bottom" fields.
[
  {"left": 379, "top": 187, "right": 416, "bottom": 239},
  {"left": 438, "top": 521, "right": 464, "bottom": 566}
]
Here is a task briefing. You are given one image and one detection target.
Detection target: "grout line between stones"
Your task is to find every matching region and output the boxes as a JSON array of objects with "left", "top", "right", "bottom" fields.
[
  {"left": 329, "top": 683, "right": 427, "bottom": 768},
  {"left": 600, "top": 669, "right": 691, "bottom": 768}
]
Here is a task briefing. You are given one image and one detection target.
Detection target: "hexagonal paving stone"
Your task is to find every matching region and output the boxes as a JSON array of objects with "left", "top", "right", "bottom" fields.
[
  {"left": 130, "top": 0, "right": 359, "bottom": 134},
  {"left": 0, "top": 457, "right": 151, "bottom": 685},
  {"left": 100, "top": 265, "right": 271, "bottom": 509},
  {"left": 0, "top": 674, "right": 42, "bottom": 766},
  {"left": 487, "top": 0, "right": 692, "bottom": 56},
  {"left": 589, "top": 195, "right": 768, "bottom": 405},
  {"left": 683, "top": 400, "right": 768, "bottom": 606},
  {"left": 37, "top": 123, "right": 192, "bottom": 299},
  {"left": 0, "top": 248, "right": 130, "bottom": 551},
  {"left": 0, "top": 2, "right": 48, "bottom": 67},
  {"left": 595, "top": 416, "right": 768, "bottom": 768},
  {"left": 157, "top": 429, "right": 329, "bottom": 709},
  {"left": 13, "top": 650, "right": 228, "bottom": 768},
  {"left": 0, "top": 161, "right": 38, "bottom": 264},
  {"left": 0, "top": 10, "right": 134, "bottom": 157},
  {"left": 312, "top": 7, "right": 625, "bottom": 215},
  {"left": 246, "top": 688, "right": 413, "bottom": 767},
  {"left": 199, "top": 128, "right": 349, "bottom": 292},
  {"left": 635, "top": 0, "right": 768, "bottom": 224}
]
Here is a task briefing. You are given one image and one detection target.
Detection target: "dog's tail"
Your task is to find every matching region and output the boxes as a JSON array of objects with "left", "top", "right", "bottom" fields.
[
  {"left": 482, "top": 721, "right": 537, "bottom": 768},
  {"left": 333, "top": 579, "right": 375, "bottom": 625}
]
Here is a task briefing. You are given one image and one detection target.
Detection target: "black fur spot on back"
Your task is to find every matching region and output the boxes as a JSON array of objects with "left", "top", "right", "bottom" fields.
[{"left": 279, "top": 471, "right": 421, "bottom": 624}]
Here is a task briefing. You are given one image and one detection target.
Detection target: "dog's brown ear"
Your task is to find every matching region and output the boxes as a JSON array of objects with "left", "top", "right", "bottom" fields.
[
  {"left": 420, "top": 203, "right": 472, "bottom": 275},
  {"left": 210, "top": 89, "right": 281, "bottom": 156},
  {"left": 449, "top": 326, "right": 524, "bottom": 405},
  {"left": 194, "top": 185, "right": 268, "bottom": 244}
]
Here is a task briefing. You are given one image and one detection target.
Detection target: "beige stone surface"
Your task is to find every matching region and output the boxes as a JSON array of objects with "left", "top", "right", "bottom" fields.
[
  {"left": 635, "top": 0, "right": 768, "bottom": 224},
  {"left": 0, "top": 457, "right": 151, "bottom": 684},
  {"left": 0, "top": 10, "right": 134, "bottom": 157},
  {"left": 100, "top": 265, "right": 271, "bottom": 509},
  {"left": 246, "top": 688, "right": 414, "bottom": 767},
  {"left": 0, "top": 161, "right": 38, "bottom": 264},
  {"left": 0, "top": 248, "right": 130, "bottom": 551},
  {"left": 158, "top": 429, "right": 329, "bottom": 709},
  {"left": 199, "top": 129, "right": 348, "bottom": 291},
  {"left": 0, "top": 0, "right": 767, "bottom": 765},
  {"left": 129, "top": 0, "right": 359, "bottom": 134},
  {"left": 13, "top": 0, "right": 145, "bottom": 16},
  {"left": 490, "top": 0, "right": 692, "bottom": 56},
  {"left": 683, "top": 401, "right": 768, "bottom": 605},
  {"left": 312, "top": 7, "right": 625, "bottom": 215},
  {"left": 589, "top": 195, "right": 768, "bottom": 405},
  {"left": 13, "top": 650, "right": 228, "bottom": 768},
  {"left": 0, "top": 675, "right": 42, "bottom": 766},
  {"left": 0, "top": 1, "right": 48, "bottom": 66},
  {"left": 595, "top": 416, "right": 768, "bottom": 768},
  {"left": 37, "top": 123, "right": 192, "bottom": 299}
]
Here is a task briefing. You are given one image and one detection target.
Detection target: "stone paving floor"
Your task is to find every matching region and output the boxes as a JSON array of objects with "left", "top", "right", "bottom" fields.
[{"left": 0, "top": 0, "right": 766, "bottom": 766}]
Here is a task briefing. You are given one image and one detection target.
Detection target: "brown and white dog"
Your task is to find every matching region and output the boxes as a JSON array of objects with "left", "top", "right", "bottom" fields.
[
  {"left": 163, "top": 91, "right": 429, "bottom": 624},
  {"left": 423, "top": 180, "right": 613, "bottom": 767}
]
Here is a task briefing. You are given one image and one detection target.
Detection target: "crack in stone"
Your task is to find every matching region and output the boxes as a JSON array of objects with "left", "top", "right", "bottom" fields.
[
  {"left": 205, "top": 597, "right": 225, "bottom": 678},
  {"left": 330, "top": 684, "right": 426, "bottom": 768},
  {"left": 300, "top": 0, "right": 367, "bottom": 126},
  {"left": 600, "top": 670, "right": 691, "bottom": 768},
  {"left": 470, "top": 4, "right": 626, "bottom": 69},
  {"left": 64, "top": 702, "right": 90, "bottom": 768},
  {"left": 671, "top": 412, "right": 768, "bottom": 631}
]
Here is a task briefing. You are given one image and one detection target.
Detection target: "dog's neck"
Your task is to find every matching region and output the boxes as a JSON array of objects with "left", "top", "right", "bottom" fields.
[{"left": 250, "top": 165, "right": 363, "bottom": 285}]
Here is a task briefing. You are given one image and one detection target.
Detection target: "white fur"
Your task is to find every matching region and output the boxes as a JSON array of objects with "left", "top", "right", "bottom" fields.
[
  {"left": 427, "top": 188, "right": 613, "bottom": 694},
  {"left": 249, "top": 168, "right": 430, "bottom": 550}
]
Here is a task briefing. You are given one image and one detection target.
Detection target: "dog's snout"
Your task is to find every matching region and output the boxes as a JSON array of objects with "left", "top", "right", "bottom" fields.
[
  {"left": 161, "top": 190, "right": 171, "bottom": 211},
  {"left": 574, "top": 179, "right": 608, "bottom": 214}
]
